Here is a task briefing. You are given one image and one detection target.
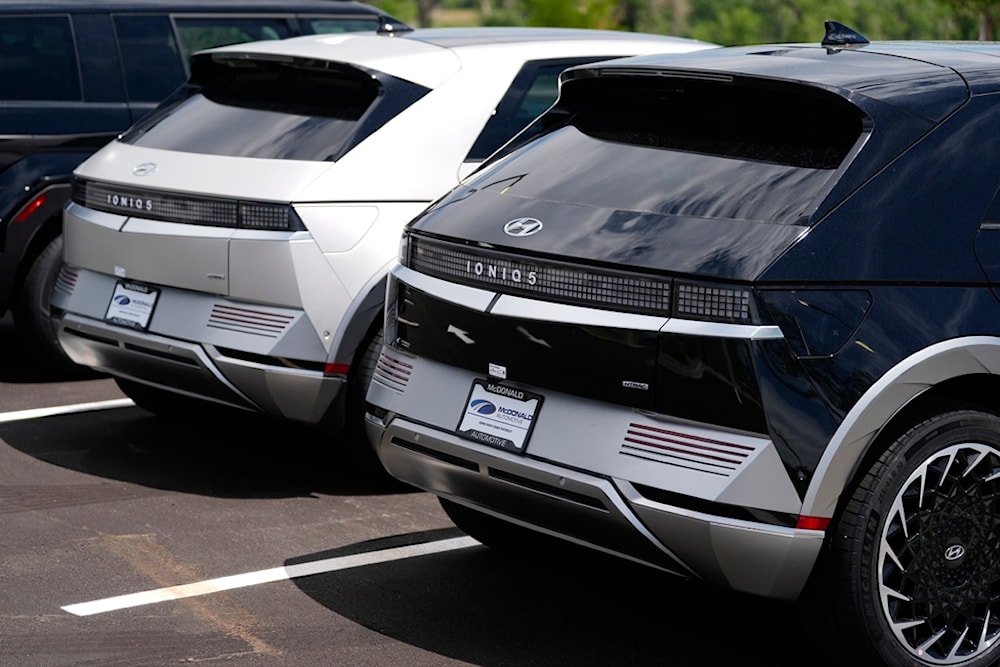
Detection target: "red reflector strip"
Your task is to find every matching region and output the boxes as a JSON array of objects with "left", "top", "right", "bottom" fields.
[
  {"left": 14, "top": 193, "right": 47, "bottom": 223},
  {"left": 325, "top": 363, "right": 350, "bottom": 376},
  {"left": 796, "top": 516, "right": 831, "bottom": 531}
]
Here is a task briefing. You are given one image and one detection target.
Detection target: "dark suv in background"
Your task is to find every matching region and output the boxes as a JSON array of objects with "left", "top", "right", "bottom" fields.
[{"left": 0, "top": 0, "right": 403, "bottom": 370}]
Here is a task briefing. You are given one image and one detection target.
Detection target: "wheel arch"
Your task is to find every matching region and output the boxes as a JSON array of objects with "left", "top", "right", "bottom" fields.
[
  {"left": 801, "top": 336, "right": 1000, "bottom": 520},
  {"left": 329, "top": 271, "right": 388, "bottom": 369},
  {"left": 316, "top": 270, "right": 388, "bottom": 433},
  {"left": 10, "top": 183, "right": 69, "bottom": 295}
]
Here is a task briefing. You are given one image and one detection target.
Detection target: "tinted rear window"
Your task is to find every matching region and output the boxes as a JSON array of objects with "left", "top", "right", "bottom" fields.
[
  {"left": 499, "top": 76, "right": 865, "bottom": 224},
  {"left": 570, "top": 77, "right": 860, "bottom": 169},
  {"left": 120, "top": 56, "right": 429, "bottom": 161},
  {"left": 0, "top": 15, "right": 80, "bottom": 101}
]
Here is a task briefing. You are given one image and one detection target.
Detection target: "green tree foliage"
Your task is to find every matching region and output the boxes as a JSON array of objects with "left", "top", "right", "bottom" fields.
[
  {"left": 940, "top": 0, "right": 1000, "bottom": 38},
  {"left": 684, "top": 0, "right": 973, "bottom": 44},
  {"left": 476, "top": 0, "right": 620, "bottom": 26},
  {"left": 371, "top": 0, "right": 989, "bottom": 42},
  {"left": 372, "top": 0, "right": 421, "bottom": 25},
  {"left": 524, "top": 0, "right": 621, "bottom": 28}
]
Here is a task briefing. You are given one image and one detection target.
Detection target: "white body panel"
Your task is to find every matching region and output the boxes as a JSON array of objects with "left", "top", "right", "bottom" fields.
[{"left": 56, "top": 27, "right": 717, "bottom": 427}]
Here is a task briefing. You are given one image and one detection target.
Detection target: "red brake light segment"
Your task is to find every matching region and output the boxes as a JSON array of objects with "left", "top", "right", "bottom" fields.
[
  {"left": 14, "top": 193, "right": 47, "bottom": 223},
  {"left": 796, "top": 515, "right": 831, "bottom": 531}
]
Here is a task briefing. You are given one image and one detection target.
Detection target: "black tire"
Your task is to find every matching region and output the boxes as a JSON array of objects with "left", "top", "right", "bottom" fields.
[
  {"left": 828, "top": 407, "right": 1000, "bottom": 667},
  {"left": 348, "top": 327, "right": 383, "bottom": 426},
  {"left": 13, "top": 234, "right": 80, "bottom": 372},
  {"left": 341, "top": 328, "right": 392, "bottom": 475}
]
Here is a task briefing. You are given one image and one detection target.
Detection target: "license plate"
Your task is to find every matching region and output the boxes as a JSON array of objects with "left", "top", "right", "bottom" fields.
[
  {"left": 456, "top": 379, "right": 543, "bottom": 453},
  {"left": 104, "top": 280, "right": 160, "bottom": 331}
]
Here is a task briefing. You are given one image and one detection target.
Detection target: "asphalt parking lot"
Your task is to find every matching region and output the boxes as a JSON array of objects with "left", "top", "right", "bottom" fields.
[{"left": 0, "top": 316, "right": 844, "bottom": 666}]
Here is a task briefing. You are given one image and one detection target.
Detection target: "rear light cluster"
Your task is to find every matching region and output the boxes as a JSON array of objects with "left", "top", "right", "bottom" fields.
[
  {"left": 71, "top": 178, "right": 304, "bottom": 232},
  {"left": 13, "top": 192, "right": 47, "bottom": 223},
  {"left": 404, "top": 233, "right": 759, "bottom": 324},
  {"left": 406, "top": 234, "right": 670, "bottom": 316},
  {"left": 675, "top": 282, "right": 752, "bottom": 323}
]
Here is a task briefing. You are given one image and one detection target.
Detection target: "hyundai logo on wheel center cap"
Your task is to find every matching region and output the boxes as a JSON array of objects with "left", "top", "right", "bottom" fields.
[{"left": 503, "top": 217, "right": 543, "bottom": 237}]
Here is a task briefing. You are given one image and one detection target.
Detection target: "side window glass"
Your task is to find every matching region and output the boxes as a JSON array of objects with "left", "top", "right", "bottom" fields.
[
  {"left": 303, "top": 18, "right": 381, "bottom": 34},
  {"left": 465, "top": 58, "right": 599, "bottom": 163},
  {"left": 114, "top": 14, "right": 186, "bottom": 103},
  {"left": 174, "top": 18, "right": 291, "bottom": 61},
  {"left": 0, "top": 15, "right": 80, "bottom": 101}
]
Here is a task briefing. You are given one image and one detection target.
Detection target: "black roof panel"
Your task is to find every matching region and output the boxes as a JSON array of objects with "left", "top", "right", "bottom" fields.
[{"left": 569, "top": 42, "right": 1000, "bottom": 121}]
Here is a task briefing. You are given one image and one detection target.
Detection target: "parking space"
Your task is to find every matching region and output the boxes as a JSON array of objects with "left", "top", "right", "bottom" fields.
[
  {"left": 0, "top": 318, "right": 842, "bottom": 666},
  {"left": 0, "top": 402, "right": 465, "bottom": 666}
]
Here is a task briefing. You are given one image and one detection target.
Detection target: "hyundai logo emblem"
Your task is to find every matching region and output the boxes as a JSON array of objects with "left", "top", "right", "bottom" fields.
[
  {"left": 945, "top": 544, "right": 966, "bottom": 561},
  {"left": 132, "top": 162, "right": 157, "bottom": 177},
  {"left": 503, "top": 218, "right": 543, "bottom": 237}
]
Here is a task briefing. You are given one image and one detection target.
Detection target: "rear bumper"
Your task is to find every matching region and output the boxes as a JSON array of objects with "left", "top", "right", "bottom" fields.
[
  {"left": 58, "top": 312, "right": 346, "bottom": 422},
  {"left": 364, "top": 347, "right": 826, "bottom": 600},
  {"left": 368, "top": 413, "right": 823, "bottom": 599},
  {"left": 53, "top": 265, "right": 345, "bottom": 423}
]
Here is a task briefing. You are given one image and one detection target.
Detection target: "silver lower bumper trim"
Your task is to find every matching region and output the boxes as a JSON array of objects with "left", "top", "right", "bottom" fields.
[
  {"left": 368, "top": 413, "right": 824, "bottom": 600},
  {"left": 58, "top": 313, "right": 345, "bottom": 423}
]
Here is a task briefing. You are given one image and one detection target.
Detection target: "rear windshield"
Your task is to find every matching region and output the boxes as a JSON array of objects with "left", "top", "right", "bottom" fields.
[
  {"left": 496, "top": 76, "right": 865, "bottom": 224},
  {"left": 119, "top": 55, "right": 428, "bottom": 161}
]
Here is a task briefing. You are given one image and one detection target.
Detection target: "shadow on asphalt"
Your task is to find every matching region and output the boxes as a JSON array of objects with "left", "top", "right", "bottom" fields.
[
  {"left": 0, "top": 406, "right": 415, "bottom": 499},
  {"left": 288, "top": 530, "right": 846, "bottom": 667},
  {"left": 0, "top": 313, "right": 105, "bottom": 383},
  {"left": 0, "top": 313, "right": 415, "bottom": 498}
]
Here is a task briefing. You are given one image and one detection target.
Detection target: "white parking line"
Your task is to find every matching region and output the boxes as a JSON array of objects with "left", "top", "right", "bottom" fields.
[
  {"left": 62, "top": 536, "right": 479, "bottom": 617},
  {"left": 0, "top": 398, "right": 135, "bottom": 423}
]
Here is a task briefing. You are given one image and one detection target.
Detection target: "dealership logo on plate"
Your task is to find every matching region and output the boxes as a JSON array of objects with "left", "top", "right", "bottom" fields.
[{"left": 469, "top": 399, "right": 497, "bottom": 415}]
